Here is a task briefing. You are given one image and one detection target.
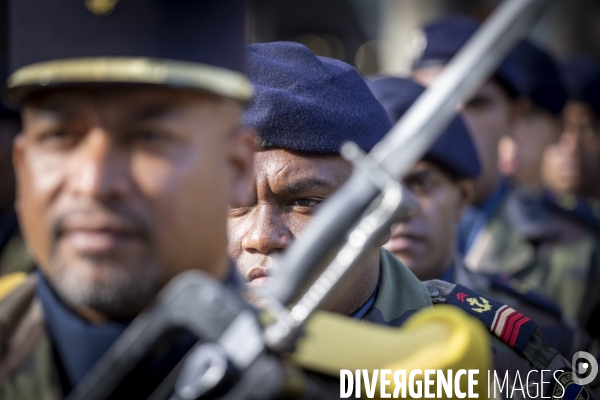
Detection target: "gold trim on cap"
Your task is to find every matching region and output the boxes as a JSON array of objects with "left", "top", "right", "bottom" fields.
[{"left": 7, "top": 57, "right": 252, "bottom": 101}]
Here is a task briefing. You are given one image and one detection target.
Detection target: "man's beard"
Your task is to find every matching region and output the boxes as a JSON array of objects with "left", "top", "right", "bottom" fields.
[{"left": 47, "top": 253, "right": 163, "bottom": 318}]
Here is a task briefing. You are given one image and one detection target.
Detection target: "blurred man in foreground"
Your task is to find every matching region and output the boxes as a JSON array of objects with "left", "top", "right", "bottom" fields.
[
  {"left": 368, "top": 76, "right": 586, "bottom": 358},
  {"left": 411, "top": 15, "right": 600, "bottom": 332},
  {"left": 228, "top": 42, "right": 592, "bottom": 398},
  {"left": 0, "top": 0, "right": 255, "bottom": 397}
]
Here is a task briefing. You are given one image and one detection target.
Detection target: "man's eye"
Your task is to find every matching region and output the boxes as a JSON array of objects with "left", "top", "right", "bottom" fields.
[
  {"left": 132, "top": 129, "right": 169, "bottom": 142},
  {"left": 228, "top": 206, "right": 252, "bottom": 217},
  {"left": 36, "top": 130, "right": 75, "bottom": 148},
  {"left": 290, "top": 198, "right": 322, "bottom": 208},
  {"left": 405, "top": 179, "right": 432, "bottom": 193},
  {"left": 465, "top": 97, "right": 492, "bottom": 109}
]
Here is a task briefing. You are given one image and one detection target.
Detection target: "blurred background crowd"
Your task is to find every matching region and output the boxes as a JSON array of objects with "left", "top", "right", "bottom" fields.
[{"left": 249, "top": 0, "right": 600, "bottom": 222}]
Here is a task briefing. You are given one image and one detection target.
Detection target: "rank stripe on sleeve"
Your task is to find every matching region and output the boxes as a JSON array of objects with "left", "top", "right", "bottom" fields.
[{"left": 446, "top": 285, "right": 538, "bottom": 353}]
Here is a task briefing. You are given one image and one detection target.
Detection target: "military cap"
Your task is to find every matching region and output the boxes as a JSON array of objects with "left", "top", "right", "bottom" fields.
[
  {"left": 7, "top": 0, "right": 251, "bottom": 103},
  {"left": 412, "top": 15, "right": 524, "bottom": 98},
  {"left": 562, "top": 55, "right": 599, "bottom": 101},
  {"left": 562, "top": 57, "right": 600, "bottom": 117},
  {"left": 242, "top": 42, "right": 392, "bottom": 155},
  {"left": 508, "top": 40, "right": 568, "bottom": 116},
  {"left": 581, "top": 76, "right": 600, "bottom": 117},
  {"left": 366, "top": 76, "right": 481, "bottom": 179}
]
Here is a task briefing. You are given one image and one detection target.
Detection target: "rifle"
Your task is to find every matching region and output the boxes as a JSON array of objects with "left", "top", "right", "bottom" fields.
[{"left": 66, "top": 0, "right": 550, "bottom": 398}]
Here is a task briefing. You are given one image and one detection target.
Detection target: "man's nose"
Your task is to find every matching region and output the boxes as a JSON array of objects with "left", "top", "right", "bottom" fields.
[
  {"left": 241, "top": 205, "right": 293, "bottom": 255},
  {"left": 69, "top": 128, "right": 132, "bottom": 202}
]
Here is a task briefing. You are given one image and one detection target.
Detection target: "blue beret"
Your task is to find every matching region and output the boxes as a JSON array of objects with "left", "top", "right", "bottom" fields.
[
  {"left": 508, "top": 40, "right": 568, "bottom": 116},
  {"left": 413, "top": 15, "right": 524, "bottom": 98},
  {"left": 243, "top": 42, "right": 392, "bottom": 156},
  {"left": 8, "top": 0, "right": 250, "bottom": 103},
  {"left": 561, "top": 56, "right": 600, "bottom": 115},
  {"left": 562, "top": 56, "right": 599, "bottom": 101},
  {"left": 366, "top": 76, "right": 481, "bottom": 179},
  {"left": 581, "top": 75, "right": 600, "bottom": 117}
]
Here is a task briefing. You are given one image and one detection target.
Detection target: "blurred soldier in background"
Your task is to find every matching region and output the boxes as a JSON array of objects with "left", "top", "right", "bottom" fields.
[
  {"left": 508, "top": 40, "right": 568, "bottom": 194},
  {"left": 0, "top": 0, "right": 256, "bottom": 398},
  {"left": 411, "top": 15, "right": 600, "bottom": 335},
  {"left": 411, "top": 15, "right": 522, "bottom": 220},
  {"left": 229, "top": 41, "right": 593, "bottom": 398},
  {"left": 367, "top": 75, "right": 586, "bottom": 358},
  {"left": 542, "top": 58, "right": 600, "bottom": 232}
]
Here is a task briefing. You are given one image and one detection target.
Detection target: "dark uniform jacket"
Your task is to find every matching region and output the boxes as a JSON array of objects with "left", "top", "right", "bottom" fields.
[
  {"left": 362, "top": 249, "right": 597, "bottom": 399},
  {"left": 451, "top": 258, "right": 588, "bottom": 358}
]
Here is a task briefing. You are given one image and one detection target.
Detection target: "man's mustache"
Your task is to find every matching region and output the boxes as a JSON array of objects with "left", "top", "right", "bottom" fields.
[{"left": 50, "top": 205, "right": 151, "bottom": 242}]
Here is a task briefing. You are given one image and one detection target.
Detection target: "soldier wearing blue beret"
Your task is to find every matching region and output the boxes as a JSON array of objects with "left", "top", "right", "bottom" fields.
[
  {"left": 228, "top": 41, "right": 595, "bottom": 398},
  {"left": 412, "top": 15, "right": 600, "bottom": 336},
  {"left": 542, "top": 58, "right": 600, "bottom": 234},
  {"left": 508, "top": 40, "right": 568, "bottom": 193},
  {"left": 0, "top": 0, "right": 256, "bottom": 398},
  {"left": 368, "top": 76, "right": 586, "bottom": 359}
]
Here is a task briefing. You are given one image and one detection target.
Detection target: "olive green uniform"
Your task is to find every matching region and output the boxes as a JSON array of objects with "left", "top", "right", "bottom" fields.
[{"left": 465, "top": 189, "right": 600, "bottom": 331}]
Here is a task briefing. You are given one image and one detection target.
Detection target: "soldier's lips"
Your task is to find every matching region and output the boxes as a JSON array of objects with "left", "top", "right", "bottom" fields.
[
  {"left": 386, "top": 234, "right": 425, "bottom": 253},
  {"left": 246, "top": 267, "right": 272, "bottom": 286},
  {"left": 60, "top": 229, "right": 142, "bottom": 253}
]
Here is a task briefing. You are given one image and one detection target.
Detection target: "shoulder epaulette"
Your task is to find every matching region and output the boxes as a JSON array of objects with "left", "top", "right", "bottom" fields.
[
  {"left": 0, "top": 271, "right": 29, "bottom": 302},
  {"left": 427, "top": 280, "right": 539, "bottom": 353},
  {"left": 488, "top": 274, "right": 563, "bottom": 318}
]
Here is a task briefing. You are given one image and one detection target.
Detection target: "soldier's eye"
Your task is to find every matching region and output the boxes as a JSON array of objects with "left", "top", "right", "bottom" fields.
[
  {"left": 289, "top": 198, "right": 322, "bottom": 210},
  {"left": 405, "top": 178, "right": 434, "bottom": 194},
  {"left": 132, "top": 129, "right": 171, "bottom": 142},
  {"left": 36, "top": 129, "right": 77, "bottom": 149},
  {"left": 228, "top": 206, "right": 252, "bottom": 217}
]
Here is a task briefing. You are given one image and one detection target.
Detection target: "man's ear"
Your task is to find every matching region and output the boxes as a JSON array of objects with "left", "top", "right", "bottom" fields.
[
  {"left": 456, "top": 178, "right": 476, "bottom": 218},
  {"left": 12, "top": 133, "right": 25, "bottom": 212},
  {"left": 227, "top": 126, "right": 256, "bottom": 209}
]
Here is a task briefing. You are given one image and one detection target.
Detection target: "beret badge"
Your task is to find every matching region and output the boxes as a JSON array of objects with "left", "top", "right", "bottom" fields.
[{"left": 85, "top": 0, "right": 119, "bottom": 16}]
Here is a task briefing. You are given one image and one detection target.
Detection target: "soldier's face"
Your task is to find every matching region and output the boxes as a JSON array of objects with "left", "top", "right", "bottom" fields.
[
  {"left": 228, "top": 149, "right": 380, "bottom": 315},
  {"left": 384, "top": 161, "right": 473, "bottom": 280},
  {"left": 14, "top": 87, "right": 254, "bottom": 319},
  {"left": 542, "top": 101, "right": 600, "bottom": 197},
  {"left": 511, "top": 102, "right": 562, "bottom": 190},
  {"left": 413, "top": 66, "right": 514, "bottom": 205}
]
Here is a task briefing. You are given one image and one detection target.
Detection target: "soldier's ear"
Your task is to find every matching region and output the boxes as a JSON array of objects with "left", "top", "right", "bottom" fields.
[
  {"left": 457, "top": 178, "right": 476, "bottom": 218},
  {"left": 227, "top": 126, "right": 256, "bottom": 209},
  {"left": 12, "top": 133, "right": 25, "bottom": 212}
]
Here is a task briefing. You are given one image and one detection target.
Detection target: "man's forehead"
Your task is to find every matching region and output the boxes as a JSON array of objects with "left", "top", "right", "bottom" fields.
[{"left": 254, "top": 148, "right": 351, "bottom": 187}]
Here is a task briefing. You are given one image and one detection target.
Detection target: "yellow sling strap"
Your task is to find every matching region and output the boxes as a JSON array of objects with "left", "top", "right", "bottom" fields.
[
  {"left": 0, "top": 272, "right": 28, "bottom": 302},
  {"left": 291, "top": 305, "right": 491, "bottom": 399}
]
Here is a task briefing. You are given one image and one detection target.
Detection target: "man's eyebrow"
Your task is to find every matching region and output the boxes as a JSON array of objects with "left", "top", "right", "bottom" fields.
[
  {"left": 127, "top": 104, "right": 177, "bottom": 121},
  {"left": 278, "top": 177, "right": 338, "bottom": 194},
  {"left": 465, "top": 93, "right": 492, "bottom": 105},
  {"left": 403, "top": 169, "right": 431, "bottom": 182},
  {"left": 28, "top": 103, "right": 77, "bottom": 121}
]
